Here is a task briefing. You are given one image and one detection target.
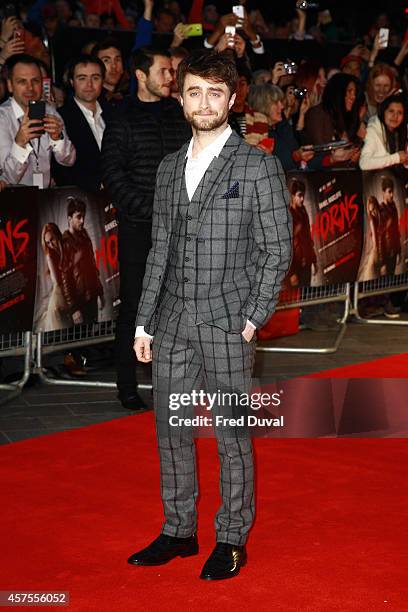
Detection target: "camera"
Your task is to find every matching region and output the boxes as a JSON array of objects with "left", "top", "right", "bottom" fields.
[
  {"left": 293, "top": 87, "right": 308, "bottom": 100},
  {"left": 283, "top": 60, "right": 297, "bottom": 75},
  {"left": 296, "top": 0, "right": 319, "bottom": 9}
]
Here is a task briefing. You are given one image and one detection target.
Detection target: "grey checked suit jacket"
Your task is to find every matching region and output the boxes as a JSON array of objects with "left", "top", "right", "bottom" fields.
[{"left": 137, "top": 131, "right": 292, "bottom": 335}]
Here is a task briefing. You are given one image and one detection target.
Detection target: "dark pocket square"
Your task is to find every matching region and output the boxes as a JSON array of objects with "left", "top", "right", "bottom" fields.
[{"left": 221, "top": 181, "right": 240, "bottom": 199}]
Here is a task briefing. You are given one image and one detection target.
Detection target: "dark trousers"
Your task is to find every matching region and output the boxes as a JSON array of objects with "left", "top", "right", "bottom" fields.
[{"left": 116, "top": 223, "right": 151, "bottom": 396}]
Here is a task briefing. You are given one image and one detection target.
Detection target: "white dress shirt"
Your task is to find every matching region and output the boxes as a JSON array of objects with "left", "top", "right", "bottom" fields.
[
  {"left": 185, "top": 125, "right": 232, "bottom": 199},
  {"left": 0, "top": 97, "right": 76, "bottom": 188},
  {"left": 135, "top": 125, "right": 255, "bottom": 339},
  {"left": 74, "top": 98, "right": 105, "bottom": 150}
]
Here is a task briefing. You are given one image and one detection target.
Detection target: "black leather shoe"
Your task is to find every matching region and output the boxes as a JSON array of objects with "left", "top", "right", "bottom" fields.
[
  {"left": 127, "top": 533, "right": 198, "bottom": 566},
  {"left": 118, "top": 390, "right": 148, "bottom": 411},
  {"left": 200, "top": 543, "right": 247, "bottom": 580}
]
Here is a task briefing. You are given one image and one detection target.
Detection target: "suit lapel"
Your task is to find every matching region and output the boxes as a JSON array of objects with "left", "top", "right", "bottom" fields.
[
  {"left": 170, "top": 143, "right": 189, "bottom": 228},
  {"left": 196, "top": 132, "right": 241, "bottom": 230},
  {"left": 70, "top": 99, "right": 101, "bottom": 156}
]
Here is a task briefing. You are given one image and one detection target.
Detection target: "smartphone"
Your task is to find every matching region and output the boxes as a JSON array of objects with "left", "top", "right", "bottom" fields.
[
  {"left": 379, "top": 27, "right": 389, "bottom": 48},
  {"left": 225, "top": 25, "right": 236, "bottom": 47},
  {"left": 232, "top": 5, "right": 244, "bottom": 29},
  {"left": 28, "top": 100, "right": 45, "bottom": 135},
  {"left": 183, "top": 23, "right": 203, "bottom": 37},
  {"left": 233, "top": 5, "right": 244, "bottom": 18}
]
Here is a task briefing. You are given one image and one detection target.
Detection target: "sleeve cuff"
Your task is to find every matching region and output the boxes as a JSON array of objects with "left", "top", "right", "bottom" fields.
[
  {"left": 247, "top": 320, "right": 257, "bottom": 330},
  {"left": 135, "top": 325, "right": 154, "bottom": 340},
  {"left": 11, "top": 141, "right": 32, "bottom": 163},
  {"left": 204, "top": 38, "right": 214, "bottom": 49},
  {"left": 50, "top": 135, "right": 65, "bottom": 152}
]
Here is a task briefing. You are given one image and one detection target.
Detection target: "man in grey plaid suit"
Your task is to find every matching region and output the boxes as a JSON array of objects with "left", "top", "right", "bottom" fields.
[{"left": 128, "top": 50, "right": 292, "bottom": 580}]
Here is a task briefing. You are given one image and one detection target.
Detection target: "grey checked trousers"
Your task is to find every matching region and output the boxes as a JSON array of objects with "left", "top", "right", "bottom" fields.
[{"left": 152, "top": 305, "right": 256, "bottom": 546}]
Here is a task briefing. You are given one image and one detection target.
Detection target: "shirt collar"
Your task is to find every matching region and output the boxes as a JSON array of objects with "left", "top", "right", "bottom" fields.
[
  {"left": 74, "top": 97, "right": 103, "bottom": 120},
  {"left": 185, "top": 125, "right": 232, "bottom": 162},
  {"left": 11, "top": 97, "right": 26, "bottom": 121}
]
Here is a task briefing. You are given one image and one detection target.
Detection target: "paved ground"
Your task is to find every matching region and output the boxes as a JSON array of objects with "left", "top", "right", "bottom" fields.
[{"left": 1, "top": 318, "right": 407, "bottom": 444}]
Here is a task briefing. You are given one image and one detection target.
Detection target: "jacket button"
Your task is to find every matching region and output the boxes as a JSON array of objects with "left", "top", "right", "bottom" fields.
[
  {"left": 184, "top": 277, "right": 189, "bottom": 282},
  {"left": 186, "top": 236, "right": 191, "bottom": 241},
  {"left": 187, "top": 215, "right": 192, "bottom": 220},
  {"left": 185, "top": 257, "right": 190, "bottom": 262}
]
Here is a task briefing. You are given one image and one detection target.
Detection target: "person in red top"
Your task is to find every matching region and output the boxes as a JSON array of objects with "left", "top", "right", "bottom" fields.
[{"left": 83, "top": 0, "right": 131, "bottom": 30}]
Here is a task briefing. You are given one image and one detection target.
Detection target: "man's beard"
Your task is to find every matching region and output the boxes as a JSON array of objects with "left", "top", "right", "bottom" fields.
[
  {"left": 146, "top": 77, "right": 170, "bottom": 99},
  {"left": 185, "top": 109, "right": 229, "bottom": 132}
]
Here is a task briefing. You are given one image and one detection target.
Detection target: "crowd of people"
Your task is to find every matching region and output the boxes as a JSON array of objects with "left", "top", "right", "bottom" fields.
[{"left": 1, "top": 0, "right": 408, "bottom": 398}]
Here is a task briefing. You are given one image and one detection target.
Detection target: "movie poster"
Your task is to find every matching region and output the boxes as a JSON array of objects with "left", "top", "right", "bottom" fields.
[
  {"left": 358, "top": 169, "right": 408, "bottom": 281},
  {"left": 0, "top": 187, "right": 38, "bottom": 334},
  {"left": 33, "top": 187, "right": 119, "bottom": 332},
  {"left": 285, "top": 170, "right": 364, "bottom": 287}
]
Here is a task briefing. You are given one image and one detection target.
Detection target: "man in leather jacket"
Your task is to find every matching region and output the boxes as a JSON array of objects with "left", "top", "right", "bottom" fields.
[
  {"left": 101, "top": 46, "right": 191, "bottom": 410},
  {"left": 61, "top": 196, "right": 104, "bottom": 325}
]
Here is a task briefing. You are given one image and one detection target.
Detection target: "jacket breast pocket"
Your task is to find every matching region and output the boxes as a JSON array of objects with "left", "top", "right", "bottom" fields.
[{"left": 213, "top": 195, "right": 245, "bottom": 209}]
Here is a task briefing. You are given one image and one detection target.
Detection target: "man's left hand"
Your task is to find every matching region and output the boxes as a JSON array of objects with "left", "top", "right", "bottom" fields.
[
  {"left": 242, "top": 321, "right": 255, "bottom": 343},
  {"left": 43, "top": 114, "right": 63, "bottom": 141}
]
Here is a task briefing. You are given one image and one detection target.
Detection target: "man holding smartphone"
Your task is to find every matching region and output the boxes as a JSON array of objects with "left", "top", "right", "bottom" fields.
[{"left": 0, "top": 53, "right": 75, "bottom": 187}]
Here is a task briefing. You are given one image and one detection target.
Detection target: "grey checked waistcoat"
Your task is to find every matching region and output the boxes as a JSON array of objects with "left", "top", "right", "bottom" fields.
[{"left": 163, "top": 164, "right": 214, "bottom": 325}]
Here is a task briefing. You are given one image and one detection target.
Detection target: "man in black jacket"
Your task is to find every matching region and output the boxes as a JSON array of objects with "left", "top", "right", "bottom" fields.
[
  {"left": 101, "top": 46, "right": 191, "bottom": 410},
  {"left": 53, "top": 54, "right": 109, "bottom": 192}
]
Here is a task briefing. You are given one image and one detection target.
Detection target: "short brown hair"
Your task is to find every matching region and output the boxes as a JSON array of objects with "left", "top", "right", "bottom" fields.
[
  {"left": 177, "top": 49, "right": 238, "bottom": 97},
  {"left": 67, "top": 196, "right": 86, "bottom": 218},
  {"left": 381, "top": 176, "right": 394, "bottom": 192}
]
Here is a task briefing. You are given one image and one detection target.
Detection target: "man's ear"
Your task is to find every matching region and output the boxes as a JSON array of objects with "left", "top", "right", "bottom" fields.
[
  {"left": 6, "top": 79, "right": 13, "bottom": 95},
  {"left": 179, "top": 96, "right": 184, "bottom": 107},
  {"left": 135, "top": 68, "right": 146, "bottom": 83},
  {"left": 228, "top": 92, "right": 236, "bottom": 110},
  {"left": 69, "top": 79, "right": 74, "bottom": 89}
]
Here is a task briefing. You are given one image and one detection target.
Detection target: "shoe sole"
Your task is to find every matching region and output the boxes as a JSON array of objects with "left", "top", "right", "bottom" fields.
[
  {"left": 199, "top": 557, "right": 247, "bottom": 580},
  {"left": 128, "top": 547, "right": 199, "bottom": 566}
]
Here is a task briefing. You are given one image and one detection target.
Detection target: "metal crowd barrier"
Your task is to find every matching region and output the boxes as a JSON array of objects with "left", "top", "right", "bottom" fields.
[
  {"left": 256, "top": 283, "right": 350, "bottom": 354},
  {"left": 352, "top": 273, "right": 408, "bottom": 326},
  {"left": 2, "top": 272, "right": 407, "bottom": 405},
  {"left": 34, "top": 321, "right": 152, "bottom": 390},
  {"left": 0, "top": 332, "right": 33, "bottom": 406},
  {"left": 34, "top": 321, "right": 117, "bottom": 388}
]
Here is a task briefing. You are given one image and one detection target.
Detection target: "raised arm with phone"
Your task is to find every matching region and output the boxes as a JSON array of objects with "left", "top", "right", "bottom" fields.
[{"left": 0, "top": 54, "right": 75, "bottom": 187}]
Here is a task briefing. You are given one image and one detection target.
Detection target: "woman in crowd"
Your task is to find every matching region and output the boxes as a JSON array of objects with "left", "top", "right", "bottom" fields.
[
  {"left": 302, "top": 72, "right": 364, "bottom": 165},
  {"left": 365, "top": 63, "right": 398, "bottom": 119},
  {"left": 245, "top": 83, "right": 317, "bottom": 171},
  {"left": 282, "top": 84, "right": 310, "bottom": 136},
  {"left": 360, "top": 94, "right": 408, "bottom": 170},
  {"left": 40, "top": 223, "right": 71, "bottom": 332},
  {"left": 359, "top": 95, "right": 407, "bottom": 317}
]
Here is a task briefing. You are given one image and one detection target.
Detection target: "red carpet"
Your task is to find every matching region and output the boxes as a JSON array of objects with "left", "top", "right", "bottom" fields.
[
  {"left": 1, "top": 413, "right": 408, "bottom": 611},
  {"left": 308, "top": 352, "right": 408, "bottom": 378}
]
